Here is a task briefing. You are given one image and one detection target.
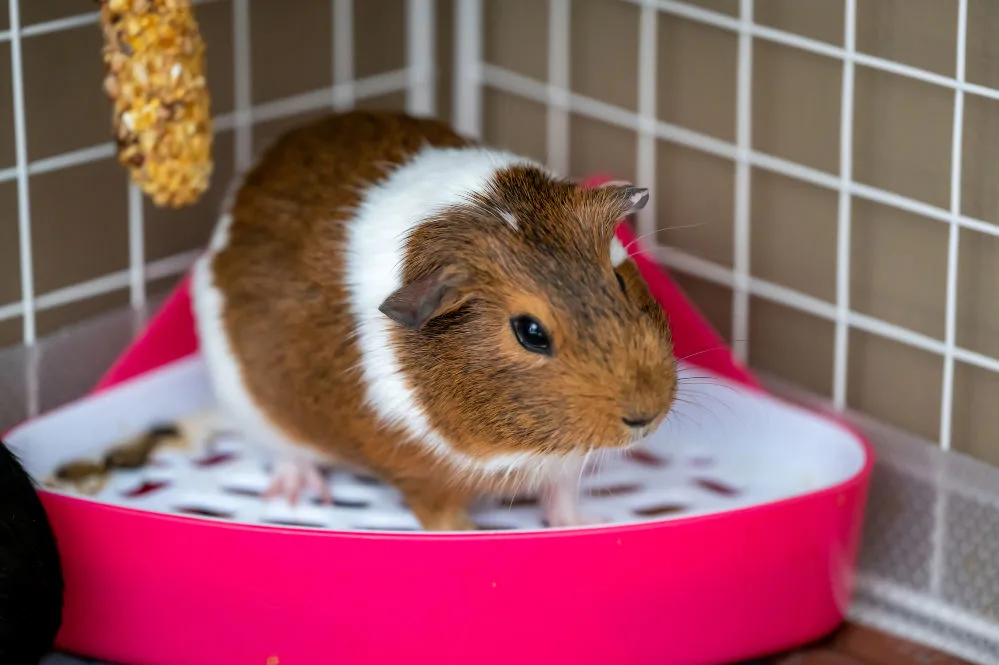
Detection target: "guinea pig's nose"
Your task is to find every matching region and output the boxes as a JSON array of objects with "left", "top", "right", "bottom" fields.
[{"left": 622, "top": 415, "right": 655, "bottom": 429}]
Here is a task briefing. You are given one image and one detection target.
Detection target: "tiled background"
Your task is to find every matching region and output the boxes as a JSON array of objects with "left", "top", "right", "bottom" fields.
[
  {"left": 2, "top": 0, "right": 999, "bottom": 467},
  {"left": 477, "top": 0, "right": 999, "bottom": 470},
  {"left": 1, "top": 3, "right": 998, "bottom": 662}
]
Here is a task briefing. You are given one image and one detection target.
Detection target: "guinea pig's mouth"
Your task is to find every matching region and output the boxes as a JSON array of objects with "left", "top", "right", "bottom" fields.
[
  {"left": 627, "top": 418, "right": 667, "bottom": 445},
  {"left": 581, "top": 416, "right": 667, "bottom": 452}
]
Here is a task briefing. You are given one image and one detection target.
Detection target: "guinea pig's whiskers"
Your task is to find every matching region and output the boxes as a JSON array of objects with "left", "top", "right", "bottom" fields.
[
  {"left": 675, "top": 345, "right": 731, "bottom": 364},
  {"left": 622, "top": 230, "right": 658, "bottom": 254},
  {"left": 672, "top": 391, "right": 730, "bottom": 426},
  {"left": 664, "top": 407, "right": 696, "bottom": 431},
  {"left": 622, "top": 223, "right": 705, "bottom": 254},
  {"left": 589, "top": 448, "right": 611, "bottom": 485},
  {"left": 675, "top": 378, "right": 734, "bottom": 398},
  {"left": 676, "top": 380, "right": 741, "bottom": 406},
  {"left": 623, "top": 247, "right": 658, "bottom": 261},
  {"left": 670, "top": 400, "right": 721, "bottom": 434},
  {"left": 675, "top": 370, "right": 742, "bottom": 397}
]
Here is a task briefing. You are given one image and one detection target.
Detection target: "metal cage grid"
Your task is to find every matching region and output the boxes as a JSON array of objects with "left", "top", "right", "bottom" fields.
[
  {"left": 454, "top": 0, "right": 995, "bottom": 453},
  {"left": 450, "top": 8, "right": 999, "bottom": 658},
  {"left": 6, "top": 0, "right": 994, "bottom": 451},
  {"left": 4, "top": 0, "right": 999, "bottom": 663},
  {"left": 2, "top": 0, "right": 435, "bottom": 345}
]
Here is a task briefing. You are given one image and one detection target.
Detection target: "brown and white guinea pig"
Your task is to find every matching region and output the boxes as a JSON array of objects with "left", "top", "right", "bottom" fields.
[{"left": 191, "top": 111, "right": 678, "bottom": 531}]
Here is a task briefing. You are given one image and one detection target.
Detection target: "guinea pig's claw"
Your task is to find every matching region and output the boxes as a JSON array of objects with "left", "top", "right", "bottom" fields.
[{"left": 262, "top": 459, "right": 332, "bottom": 506}]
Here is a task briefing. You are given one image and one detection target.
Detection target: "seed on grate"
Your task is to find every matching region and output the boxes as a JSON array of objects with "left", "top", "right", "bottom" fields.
[
  {"left": 54, "top": 459, "right": 106, "bottom": 481},
  {"left": 48, "top": 460, "right": 109, "bottom": 495},
  {"left": 104, "top": 423, "right": 185, "bottom": 470}
]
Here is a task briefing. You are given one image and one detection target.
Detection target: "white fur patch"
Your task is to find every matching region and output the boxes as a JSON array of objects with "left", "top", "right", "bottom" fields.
[
  {"left": 610, "top": 235, "right": 629, "bottom": 267},
  {"left": 191, "top": 214, "right": 324, "bottom": 465},
  {"left": 345, "top": 145, "right": 578, "bottom": 481}
]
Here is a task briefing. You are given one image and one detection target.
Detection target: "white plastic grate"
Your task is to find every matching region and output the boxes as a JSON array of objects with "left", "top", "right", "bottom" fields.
[
  {"left": 50, "top": 427, "right": 748, "bottom": 533},
  {"left": 8, "top": 356, "right": 866, "bottom": 535}
]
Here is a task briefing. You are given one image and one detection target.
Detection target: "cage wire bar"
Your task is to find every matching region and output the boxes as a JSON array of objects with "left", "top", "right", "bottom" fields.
[
  {"left": 927, "top": 0, "right": 969, "bottom": 608},
  {"left": 832, "top": 0, "right": 856, "bottom": 411},
  {"left": 730, "top": 0, "right": 752, "bottom": 363},
  {"left": 407, "top": 0, "right": 437, "bottom": 117},
  {"left": 8, "top": 0, "right": 35, "bottom": 347},
  {"left": 332, "top": 0, "right": 354, "bottom": 110},
  {"left": 232, "top": 0, "right": 253, "bottom": 173},
  {"left": 546, "top": 0, "right": 570, "bottom": 177},
  {"left": 635, "top": 4, "right": 657, "bottom": 265}
]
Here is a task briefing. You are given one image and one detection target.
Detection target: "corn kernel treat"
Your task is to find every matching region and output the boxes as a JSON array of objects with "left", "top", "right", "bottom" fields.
[{"left": 99, "top": 0, "right": 213, "bottom": 208}]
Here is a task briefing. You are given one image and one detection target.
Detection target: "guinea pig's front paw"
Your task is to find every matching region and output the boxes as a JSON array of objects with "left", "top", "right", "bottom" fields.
[
  {"left": 544, "top": 510, "right": 607, "bottom": 528},
  {"left": 262, "top": 457, "right": 332, "bottom": 506},
  {"left": 542, "top": 489, "right": 607, "bottom": 528}
]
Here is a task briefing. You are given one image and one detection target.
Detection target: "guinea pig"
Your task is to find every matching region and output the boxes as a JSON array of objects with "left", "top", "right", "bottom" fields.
[
  {"left": 191, "top": 111, "right": 678, "bottom": 531},
  {"left": 0, "top": 440, "right": 64, "bottom": 663}
]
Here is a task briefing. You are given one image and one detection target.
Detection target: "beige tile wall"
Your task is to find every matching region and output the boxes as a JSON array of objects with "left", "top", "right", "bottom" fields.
[
  {"left": 477, "top": 0, "right": 999, "bottom": 467},
  {"left": 4, "top": 0, "right": 999, "bottom": 467}
]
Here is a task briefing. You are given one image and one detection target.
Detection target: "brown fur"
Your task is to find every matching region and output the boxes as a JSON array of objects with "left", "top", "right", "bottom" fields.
[
  {"left": 398, "top": 168, "right": 677, "bottom": 459},
  {"left": 210, "top": 110, "right": 676, "bottom": 530}
]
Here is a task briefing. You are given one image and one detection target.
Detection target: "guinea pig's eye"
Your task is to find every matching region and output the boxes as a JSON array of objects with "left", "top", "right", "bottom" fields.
[
  {"left": 510, "top": 315, "right": 553, "bottom": 356},
  {"left": 615, "top": 271, "right": 627, "bottom": 295}
]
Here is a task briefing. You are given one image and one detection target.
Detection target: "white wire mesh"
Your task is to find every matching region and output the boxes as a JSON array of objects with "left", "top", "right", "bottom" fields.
[
  {"left": 766, "top": 373, "right": 999, "bottom": 664},
  {"left": 460, "top": 2, "right": 999, "bottom": 660},
  {"left": 0, "top": 0, "right": 419, "bottom": 345},
  {"left": 2, "top": 0, "right": 999, "bottom": 662}
]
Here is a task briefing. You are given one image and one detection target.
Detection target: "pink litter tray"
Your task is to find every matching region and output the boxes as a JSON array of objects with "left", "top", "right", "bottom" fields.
[{"left": 5, "top": 175, "right": 873, "bottom": 665}]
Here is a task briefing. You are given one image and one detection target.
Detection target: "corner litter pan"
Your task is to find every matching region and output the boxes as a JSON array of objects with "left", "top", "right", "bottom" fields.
[{"left": 5, "top": 209, "right": 873, "bottom": 665}]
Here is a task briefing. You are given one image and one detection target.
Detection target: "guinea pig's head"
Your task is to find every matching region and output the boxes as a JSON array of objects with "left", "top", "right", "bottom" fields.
[{"left": 379, "top": 166, "right": 677, "bottom": 462}]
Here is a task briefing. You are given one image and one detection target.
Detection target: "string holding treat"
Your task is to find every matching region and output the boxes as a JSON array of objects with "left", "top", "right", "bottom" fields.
[{"left": 98, "top": 0, "right": 213, "bottom": 208}]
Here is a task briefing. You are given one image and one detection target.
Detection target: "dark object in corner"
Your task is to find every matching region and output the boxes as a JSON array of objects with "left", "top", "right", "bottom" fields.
[{"left": 0, "top": 440, "right": 64, "bottom": 664}]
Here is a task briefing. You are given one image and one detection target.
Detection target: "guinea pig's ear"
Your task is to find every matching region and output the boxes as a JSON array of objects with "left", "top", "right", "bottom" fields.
[
  {"left": 598, "top": 180, "right": 650, "bottom": 218},
  {"left": 378, "top": 268, "right": 469, "bottom": 330}
]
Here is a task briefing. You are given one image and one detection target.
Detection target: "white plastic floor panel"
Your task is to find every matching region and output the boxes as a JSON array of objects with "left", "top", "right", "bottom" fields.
[{"left": 8, "top": 355, "right": 866, "bottom": 533}]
